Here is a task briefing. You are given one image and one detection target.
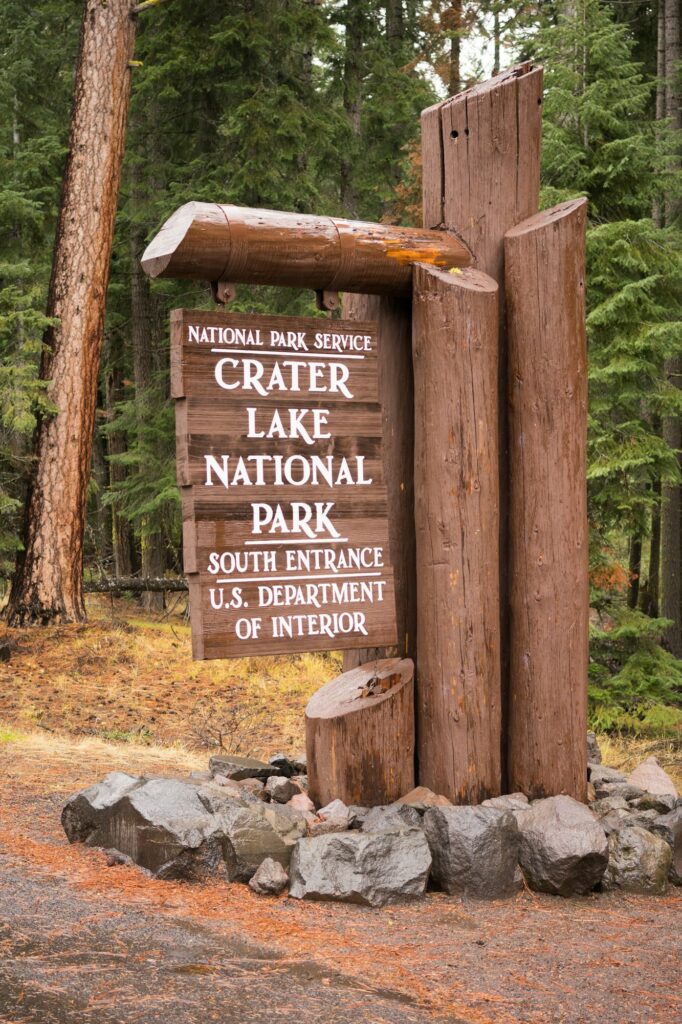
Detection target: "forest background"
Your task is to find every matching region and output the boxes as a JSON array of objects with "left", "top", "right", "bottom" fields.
[{"left": 0, "top": 0, "right": 680, "bottom": 741}]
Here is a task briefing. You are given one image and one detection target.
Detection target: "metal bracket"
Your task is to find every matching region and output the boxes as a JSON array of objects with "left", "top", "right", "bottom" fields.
[
  {"left": 211, "top": 280, "right": 237, "bottom": 305},
  {"left": 315, "top": 289, "right": 340, "bottom": 313}
]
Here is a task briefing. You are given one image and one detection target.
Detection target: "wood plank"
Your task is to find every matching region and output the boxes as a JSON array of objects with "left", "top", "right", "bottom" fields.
[{"left": 504, "top": 199, "right": 589, "bottom": 801}]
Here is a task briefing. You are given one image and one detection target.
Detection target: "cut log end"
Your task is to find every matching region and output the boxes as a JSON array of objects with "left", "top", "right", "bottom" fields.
[{"left": 306, "top": 657, "right": 415, "bottom": 808}]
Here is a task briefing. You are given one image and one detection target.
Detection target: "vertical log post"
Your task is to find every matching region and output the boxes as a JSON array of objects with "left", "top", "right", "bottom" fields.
[
  {"left": 420, "top": 62, "right": 543, "bottom": 790},
  {"left": 341, "top": 293, "right": 416, "bottom": 670},
  {"left": 504, "top": 199, "right": 589, "bottom": 801},
  {"left": 412, "top": 265, "right": 500, "bottom": 804}
]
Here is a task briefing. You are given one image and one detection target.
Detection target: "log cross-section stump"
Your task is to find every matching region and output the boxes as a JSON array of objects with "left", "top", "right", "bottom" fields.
[
  {"left": 412, "top": 264, "right": 501, "bottom": 804},
  {"left": 305, "top": 658, "right": 415, "bottom": 808},
  {"left": 504, "top": 198, "right": 589, "bottom": 801}
]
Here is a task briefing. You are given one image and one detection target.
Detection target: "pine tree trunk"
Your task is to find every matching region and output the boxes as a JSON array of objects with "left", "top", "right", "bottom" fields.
[
  {"left": 340, "top": 0, "right": 364, "bottom": 216},
  {"left": 628, "top": 534, "right": 642, "bottom": 610},
  {"left": 641, "top": 481, "right": 662, "bottom": 618},
  {"left": 131, "top": 220, "right": 165, "bottom": 612},
  {"left": 447, "top": 1, "right": 462, "bottom": 95},
  {"left": 103, "top": 332, "right": 134, "bottom": 578},
  {"left": 5, "top": 0, "right": 136, "bottom": 626}
]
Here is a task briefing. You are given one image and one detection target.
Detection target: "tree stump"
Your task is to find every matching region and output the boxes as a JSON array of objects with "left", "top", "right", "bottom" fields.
[{"left": 305, "top": 658, "right": 415, "bottom": 808}]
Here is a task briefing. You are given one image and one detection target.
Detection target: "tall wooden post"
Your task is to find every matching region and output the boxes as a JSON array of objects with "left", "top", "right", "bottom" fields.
[
  {"left": 420, "top": 63, "right": 543, "bottom": 791},
  {"left": 341, "top": 294, "right": 416, "bottom": 670},
  {"left": 504, "top": 199, "right": 589, "bottom": 801},
  {"left": 412, "top": 265, "right": 500, "bottom": 804}
]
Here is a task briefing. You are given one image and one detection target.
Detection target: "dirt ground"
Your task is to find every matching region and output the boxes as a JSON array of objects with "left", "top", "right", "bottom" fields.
[{"left": 0, "top": 599, "right": 681, "bottom": 1023}]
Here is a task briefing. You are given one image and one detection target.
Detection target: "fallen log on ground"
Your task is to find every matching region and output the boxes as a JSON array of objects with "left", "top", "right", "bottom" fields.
[{"left": 83, "top": 577, "right": 188, "bottom": 593}]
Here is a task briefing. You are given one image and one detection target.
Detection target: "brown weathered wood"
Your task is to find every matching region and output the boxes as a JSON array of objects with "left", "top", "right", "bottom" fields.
[
  {"left": 141, "top": 202, "right": 471, "bottom": 297},
  {"left": 504, "top": 199, "right": 589, "bottom": 802},
  {"left": 341, "top": 293, "right": 416, "bottom": 672},
  {"left": 172, "top": 309, "right": 398, "bottom": 659},
  {"left": 306, "top": 657, "right": 415, "bottom": 807},
  {"left": 421, "top": 62, "right": 543, "bottom": 279},
  {"left": 412, "top": 264, "right": 501, "bottom": 804}
]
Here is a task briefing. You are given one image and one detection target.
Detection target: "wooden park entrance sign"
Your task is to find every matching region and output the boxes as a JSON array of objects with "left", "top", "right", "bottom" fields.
[
  {"left": 143, "top": 64, "right": 589, "bottom": 809},
  {"left": 171, "top": 309, "right": 397, "bottom": 658}
]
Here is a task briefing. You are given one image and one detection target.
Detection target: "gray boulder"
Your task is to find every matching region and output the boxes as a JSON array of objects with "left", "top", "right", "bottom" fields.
[
  {"left": 629, "top": 793, "right": 677, "bottom": 814},
  {"left": 208, "top": 755, "right": 279, "bottom": 781},
  {"left": 596, "top": 783, "right": 645, "bottom": 802},
  {"left": 423, "top": 806, "right": 520, "bottom": 898},
  {"left": 347, "top": 805, "right": 370, "bottom": 829},
  {"left": 248, "top": 857, "right": 289, "bottom": 896},
  {"left": 481, "top": 793, "right": 529, "bottom": 812},
  {"left": 67, "top": 777, "right": 230, "bottom": 880},
  {"left": 218, "top": 802, "right": 307, "bottom": 881},
  {"left": 264, "top": 776, "right": 302, "bottom": 804},
  {"left": 361, "top": 804, "right": 422, "bottom": 833},
  {"left": 289, "top": 831, "right": 431, "bottom": 907},
  {"left": 650, "top": 806, "right": 682, "bottom": 885},
  {"left": 603, "top": 826, "right": 672, "bottom": 894},
  {"left": 317, "top": 799, "right": 350, "bottom": 823},
  {"left": 517, "top": 795, "right": 609, "bottom": 896},
  {"left": 268, "top": 752, "right": 306, "bottom": 777},
  {"left": 587, "top": 731, "right": 602, "bottom": 765},
  {"left": 627, "top": 757, "right": 678, "bottom": 798},
  {"left": 588, "top": 765, "right": 626, "bottom": 785},
  {"left": 307, "top": 816, "right": 349, "bottom": 837},
  {"left": 61, "top": 772, "right": 143, "bottom": 843}
]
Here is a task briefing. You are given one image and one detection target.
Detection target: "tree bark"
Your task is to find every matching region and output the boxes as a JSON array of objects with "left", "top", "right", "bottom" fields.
[
  {"left": 6, "top": 0, "right": 136, "bottom": 625},
  {"left": 103, "top": 332, "right": 134, "bottom": 578},
  {"left": 131, "top": 211, "right": 166, "bottom": 612},
  {"left": 412, "top": 264, "right": 501, "bottom": 804},
  {"left": 505, "top": 199, "right": 589, "bottom": 802},
  {"left": 340, "top": 293, "right": 416, "bottom": 673},
  {"left": 306, "top": 657, "right": 415, "bottom": 807},
  {"left": 628, "top": 534, "right": 642, "bottom": 610}
]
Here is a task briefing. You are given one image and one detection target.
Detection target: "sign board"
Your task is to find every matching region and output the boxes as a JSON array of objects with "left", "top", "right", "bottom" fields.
[{"left": 171, "top": 309, "right": 398, "bottom": 658}]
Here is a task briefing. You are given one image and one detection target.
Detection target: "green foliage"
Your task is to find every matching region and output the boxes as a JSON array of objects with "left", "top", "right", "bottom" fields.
[{"left": 589, "top": 609, "right": 682, "bottom": 736}]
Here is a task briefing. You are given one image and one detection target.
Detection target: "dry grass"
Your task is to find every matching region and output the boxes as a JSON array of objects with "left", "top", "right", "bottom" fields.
[
  {"left": 0, "top": 595, "right": 341, "bottom": 758},
  {"left": 597, "top": 733, "right": 682, "bottom": 789}
]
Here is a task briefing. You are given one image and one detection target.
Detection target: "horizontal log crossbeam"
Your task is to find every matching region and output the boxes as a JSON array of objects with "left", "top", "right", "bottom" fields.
[{"left": 141, "top": 202, "right": 472, "bottom": 297}]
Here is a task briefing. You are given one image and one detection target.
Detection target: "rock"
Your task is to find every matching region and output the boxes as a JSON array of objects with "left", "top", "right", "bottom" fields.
[
  {"left": 317, "top": 798, "right": 350, "bottom": 823},
  {"left": 208, "top": 755, "right": 279, "bottom": 782},
  {"left": 61, "top": 772, "right": 144, "bottom": 843},
  {"left": 268, "top": 752, "right": 306, "bottom": 777},
  {"left": 423, "top": 806, "right": 520, "bottom": 898},
  {"left": 288, "top": 793, "right": 316, "bottom": 814},
  {"left": 347, "top": 805, "right": 369, "bottom": 829},
  {"left": 218, "top": 802, "right": 307, "bottom": 881},
  {"left": 516, "top": 795, "right": 609, "bottom": 896},
  {"left": 248, "top": 857, "right": 289, "bottom": 896},
  {"left": 361, "top": 804, "right": 422, "bottom": 833},
  {"left": 289, "top": 831, "right": 431, "bottom": 907},
  {"left": 66, "top": 777, "right": 230, "bottom": 880},
  {"left": 591, "top": 796, "right": 630, "bottom": 815},
  {"left": 395, "top": 786, "right": 452, "bottom": 812},
  {"left": 627, "top": 757, "right": 678, "bottom": 797},
  {"left": 603, "top": 827, "right": 672, "bottom": 894},
  {"left": 264, "top": 776, "right": 302, "bottom": 804},
  {"left": 629, "top": 793, "right": 677, "bottom": 815},
  {"left": 291, "top": 774, "right": 308, "bottom": 793},
  {"left": 210, "top": 774, "right": 247, "bottom": 800},
  {"left": 481, "top": 793, "right": 529, "bottom": 812},
  {"left": 237, "top": 778, "right": 268, "bottom": 800},
  {"left": 307, "top": 816, "right": 349, "bottom": 837},
  {"left": 593, "top": 782, "right": 644, "bottom": 802},
  {"left": 597, "top": 809, "right": 631, "bottom": 836},
  {"left": 587, "top": 731, "right": 602, "bottom": 765},
  {"left": 586, "top": 782, "right": 597, "bottom": 803},
  {"left": 626, "top": 809, "right": 660, "bottom": 831},
  {"left": 650, "top": 806, "right": 682, "bottom": 885},
  {"left": 588, "top": 765, "right": 627, "bottom": 785}
]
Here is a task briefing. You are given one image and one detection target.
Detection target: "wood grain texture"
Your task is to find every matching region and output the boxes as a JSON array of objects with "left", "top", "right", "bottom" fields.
[
  {"left": 172, "top": 309, "right": 398, "bottom": 659},
  {"left": 504, "top": 199, "right": 589, "bottom": 801},
  {"left": 340, "top": 293, "right": 416, "bottom": 672},
  {"left": 306, "top": 657, "right": 415, "bottom": 807},
  {"left": 412, "top": 264, "right": 501, "bottom": 804},
  {"left": 141, "top": 202, "right": 472, "bottom": 296},
  {"left": 421, "top": 63, "right": 543, "bottom": 278}
]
